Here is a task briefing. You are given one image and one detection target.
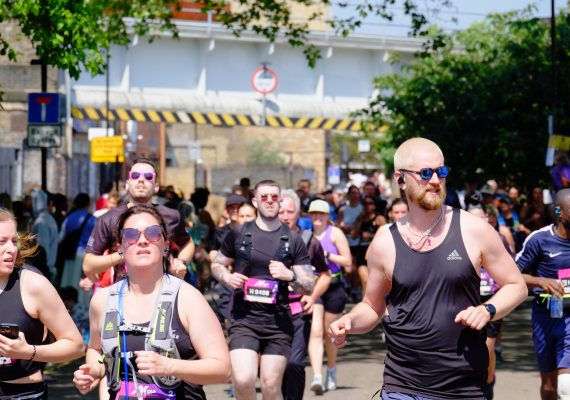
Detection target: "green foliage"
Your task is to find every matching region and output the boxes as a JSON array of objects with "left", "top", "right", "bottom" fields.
[
  {"left": 246, "top": 137, "right": 285, "bottom": 166},
  {"left": 0, "top": 0, "right": 179, "bottom": 79},
  {"left": 358, "top": 9, "right": 570, "bottom": 190}
]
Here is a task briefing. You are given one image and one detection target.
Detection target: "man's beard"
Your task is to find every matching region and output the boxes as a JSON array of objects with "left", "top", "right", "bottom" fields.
[
  {"left": 408, "top": 185, "right": 447, "bottom": 211},
  {"left": 259, "top": 207, "right": 279, "bottom": 220}
]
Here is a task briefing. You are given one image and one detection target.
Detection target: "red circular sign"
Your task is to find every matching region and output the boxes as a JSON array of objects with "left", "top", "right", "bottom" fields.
[{"left": 251, "top": 67, "right": 278, "bottom": 94}]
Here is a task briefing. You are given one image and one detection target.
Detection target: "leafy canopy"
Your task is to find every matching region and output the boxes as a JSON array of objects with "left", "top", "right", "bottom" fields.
[
  {"left": 358, "top": 8, "right": 570, "bottom": 190},
  {"left": 0, "top": 0, "right": 453, "bottom": 77}
]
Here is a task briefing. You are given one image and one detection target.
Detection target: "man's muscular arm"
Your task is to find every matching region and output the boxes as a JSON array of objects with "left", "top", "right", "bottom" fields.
[
  {"left": 455, "top": 212, "right": 527, "bottom": 330},
  {"left": 211, "top": 252, "right": 246, "bottom": 289},
  {"left": 290, "top": 264, "right": 315, "bottom": 296}
]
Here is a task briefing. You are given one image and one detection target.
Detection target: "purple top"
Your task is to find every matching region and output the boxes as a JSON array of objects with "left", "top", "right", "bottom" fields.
[{"left": 318, "top": 225, "right": 342, "bottom": 275}]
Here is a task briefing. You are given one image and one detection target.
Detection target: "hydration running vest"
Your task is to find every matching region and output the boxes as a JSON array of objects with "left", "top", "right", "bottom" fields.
[
  {"left": 234, "top": 221, "right": 295, "bottom": 305},
  {"left": 100, "top": 274, "right": 184, "bottom": 392}
]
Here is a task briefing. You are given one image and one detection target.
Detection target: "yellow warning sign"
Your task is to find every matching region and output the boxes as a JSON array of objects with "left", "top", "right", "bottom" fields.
[{"left": 90, "top": 136, "right": 125, "bottom": 163}]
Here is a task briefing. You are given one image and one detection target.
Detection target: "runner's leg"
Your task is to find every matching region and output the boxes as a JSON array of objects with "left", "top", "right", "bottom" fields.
[
  {"left": 324, "top": 311, "right": 342, "bottom": 369},
  {"left": 540, "top": 371, "right": 557, "bottom": 400},
  {"left": 260, "top": 354, "right": 287, "bottom": 400},
  {"left": 308, "top": 304, "right": 324, "bottom": 377},
  {"left": 231, "top": 349, "right": 259, "bottom": 400}
]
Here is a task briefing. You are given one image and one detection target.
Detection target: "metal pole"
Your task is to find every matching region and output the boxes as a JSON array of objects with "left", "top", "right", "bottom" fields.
[
  {"left": 551, "top": 0, "right": 557, "bottom": 133},
  {"left": 262, "top": 94, "right": 267, "bottom": 126},
  {"left": 41, "top": 62, "right": 47, "bottom": 192},
  {"left": 106, "top": 47, "right": 110, "bottom": 133}
]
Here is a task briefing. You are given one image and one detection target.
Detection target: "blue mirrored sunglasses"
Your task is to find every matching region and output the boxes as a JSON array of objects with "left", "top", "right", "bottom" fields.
[{"left": 400, "top": 166, "right": 450, "bottom": 180}]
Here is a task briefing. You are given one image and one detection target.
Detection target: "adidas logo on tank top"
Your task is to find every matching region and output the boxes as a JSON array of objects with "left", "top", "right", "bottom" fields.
[{"left": 447, "top": 250, "right": 463, "bottom": 261}]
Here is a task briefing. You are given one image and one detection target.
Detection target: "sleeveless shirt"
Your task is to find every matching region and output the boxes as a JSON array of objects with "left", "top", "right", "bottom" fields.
[
  {"left": 110, "top": 294, "right": 206, "bottom": 400},
  {"left": 318, "top": 225, "right": 341, "bottom": 275},
  {"left": 382, "top": 208, "right": 487, "bottom": 399},
  {"left": 0, "top": 268, "right": 45, "bottom": 381}
]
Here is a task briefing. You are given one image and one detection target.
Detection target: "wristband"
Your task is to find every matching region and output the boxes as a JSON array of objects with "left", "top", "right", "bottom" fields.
[
  {"left": 29, "top": 345, "right": 36, "bottom": 361},
  {"left": 288, "top": 271, "right": 297, "bottom": 282}
]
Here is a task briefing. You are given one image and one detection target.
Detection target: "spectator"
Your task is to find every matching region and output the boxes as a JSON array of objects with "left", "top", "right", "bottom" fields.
[{"left": 30, "top": 189, "right": 58, "bottom": 277}]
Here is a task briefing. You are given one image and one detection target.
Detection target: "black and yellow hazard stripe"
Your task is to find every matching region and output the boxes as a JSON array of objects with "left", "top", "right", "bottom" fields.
[{"left": 71, "top": 107, "right": 364, "bottom": 132}]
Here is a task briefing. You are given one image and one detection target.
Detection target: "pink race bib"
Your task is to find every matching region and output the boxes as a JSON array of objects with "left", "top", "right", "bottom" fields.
[
  {"left": 558, "top": 269, "right": 570, "bottom": 294},
  {"left": 244, "top": 278, "right": 279, "bottom": 304},
  {"left": 117, "top": 381, "right": 176, "bottom": 399}
]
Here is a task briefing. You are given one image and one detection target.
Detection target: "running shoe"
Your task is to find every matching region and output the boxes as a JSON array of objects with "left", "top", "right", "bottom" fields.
[
  {"left": 310, "top": 374, "right": 324, "bottom": 395},
  {"left": 325, "top": 368, "right": 337, "bottom": 391}
]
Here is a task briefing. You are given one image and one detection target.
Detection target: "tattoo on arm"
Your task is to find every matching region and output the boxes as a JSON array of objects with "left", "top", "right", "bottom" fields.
[
  {"left": 290, "top": 264, "right": 315, "bottom": 296},
  {"left": 211, "top": 252, "right": 234, "bottom": 287}
]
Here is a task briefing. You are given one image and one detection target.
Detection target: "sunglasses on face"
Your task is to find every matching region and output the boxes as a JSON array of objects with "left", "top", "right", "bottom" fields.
[
  {"left": 129, "top": 171, "right": 157, "bottom": 181},
  {"left": 259, "top": 194, "right": 279, "bottom": 202},
  {"left": 121, "top": 225, "right": 164, "bottom": 245},
  {"left": 400, "top": 166, "right": 450, "bottom": 181}
]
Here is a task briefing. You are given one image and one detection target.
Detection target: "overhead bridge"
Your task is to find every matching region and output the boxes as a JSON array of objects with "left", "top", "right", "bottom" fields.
[{"left": 70, "top": 107, "right": 363, "bottom": 131}]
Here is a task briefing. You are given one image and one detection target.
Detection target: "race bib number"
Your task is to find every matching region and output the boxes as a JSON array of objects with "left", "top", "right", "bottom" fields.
[
  {"left": 480, "top": 269, "right": 496, "bottom": 296},
  {"left": 244, "top": 278, "right": 279, "bottom": 304},
  {"left": 558, "top": 269, "right": 570, "bottom": 294},
  {"left": 118, "top": 381, "right": 176, "bottom": 399},
  {"left": 0, "top": 357, "right": 15, "bottom": 367}
]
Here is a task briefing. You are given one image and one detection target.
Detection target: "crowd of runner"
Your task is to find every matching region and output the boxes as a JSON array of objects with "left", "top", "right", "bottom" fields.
[{"left": 0, "top": 140, "right": 569, "bottom": 399}]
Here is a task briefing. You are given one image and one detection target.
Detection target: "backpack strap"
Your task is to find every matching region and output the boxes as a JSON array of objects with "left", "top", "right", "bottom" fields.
[
  {"left": 235, "top": 221, "right": 255, "bottom": 276},
  {"left": 300, "top": 229, "right": 313, "bottom": 247},
  {"left": 100, "top": 280, "right": 124, "bottom": 391},
  {"left": 145, "top": 274, "right": 184, "bottom": 389},
  {"left": 274, "top": 223, "right": 293, "bottom": 267}
]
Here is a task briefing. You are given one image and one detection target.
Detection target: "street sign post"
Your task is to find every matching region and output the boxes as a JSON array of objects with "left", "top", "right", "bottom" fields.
[
  {"left": 27, "top": 125, "right": 62, "bottom": 148},
  {"left": 251, "top": 67, "right": 278, "bottom": 95},
  {"left": 251, "top": 65, "right": 278, "bottom": 126},
  {"left": 90, "top": 136, "right": 125, "bottom": 163},
  {"left": 28, "top": 93, "right": 60, "bottom": 124}
]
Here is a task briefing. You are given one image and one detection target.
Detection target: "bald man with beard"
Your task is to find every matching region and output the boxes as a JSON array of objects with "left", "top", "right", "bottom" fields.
[{"left": 329, "top": 137, "right": 527, "bottom": 399}]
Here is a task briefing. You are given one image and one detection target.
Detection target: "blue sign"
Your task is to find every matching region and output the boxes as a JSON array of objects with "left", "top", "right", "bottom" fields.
[
  {"left": 28, "top": 93, "right": 60, "bottom": 124},
  {"left": 328, "top": 166, "right": 341, "bottom": 185}
]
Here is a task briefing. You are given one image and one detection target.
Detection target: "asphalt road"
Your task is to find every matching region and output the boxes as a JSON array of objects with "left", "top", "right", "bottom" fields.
[{"left": 48, "top": 298, "right": 541, "bottom": 399}]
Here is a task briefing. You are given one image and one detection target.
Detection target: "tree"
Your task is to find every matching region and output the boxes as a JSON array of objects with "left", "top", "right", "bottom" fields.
[
  {"left": 0, "top": 0, "right": 180, "bottom": 79},
  {"left": 0, "top": 0, "right": 453, "bottom": 84},
  {"left": 358, "top": 8, "right": 570, "bottom": 190}
]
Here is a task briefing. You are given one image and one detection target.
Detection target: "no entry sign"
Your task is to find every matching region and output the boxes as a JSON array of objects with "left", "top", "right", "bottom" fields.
[{"left": 251, "top": 67, "right": 278, "bottom": 94}]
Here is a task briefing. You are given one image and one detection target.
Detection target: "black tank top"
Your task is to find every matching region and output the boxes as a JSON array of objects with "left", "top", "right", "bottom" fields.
[
  {"left": 110, "top": 294, "right": 206, "bottom": 400},
  {"left": 0, "top": 268, "right": 45, "bottom": 381},
  {"left": 382, "top": 208, "right": 487, "bottom": 399}
]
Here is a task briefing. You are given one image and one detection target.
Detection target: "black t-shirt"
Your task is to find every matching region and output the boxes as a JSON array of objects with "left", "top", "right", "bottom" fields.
[
  {"left": 86, "top": 204, "right": 190, "bottom": 255},
  {"left": 219, "top": 221, "right": 310, "bottom": 317},
  {"left": 85, "top": 204, "right": 190, "bottom": 282},
  {"left": 211, "top": 225, "right": 231, "bottom": 252}
]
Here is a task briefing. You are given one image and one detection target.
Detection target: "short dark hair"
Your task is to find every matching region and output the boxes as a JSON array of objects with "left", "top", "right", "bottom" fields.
[
  {"left": 254, "top": 180, "right": 281, "bottom": 194},
  {"left": 240, "top": 177, "right": 251, "bottom": 187},
  {"left": 130, "top": 158, "right": 157, "bottom": 173},
  {"left": 116, "top": 204, "right": 168, "bottom": 242}
]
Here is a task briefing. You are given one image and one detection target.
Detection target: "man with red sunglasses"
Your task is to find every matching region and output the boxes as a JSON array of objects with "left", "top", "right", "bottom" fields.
[
  {"left": 329, "top": 137, "right": 527, "bottom": 399},
  {"left": 211, "top": 179, "right": 314, "bottom": 400},
  {"left": 83, "top": 158, "right": 193, "bottom": 284}
]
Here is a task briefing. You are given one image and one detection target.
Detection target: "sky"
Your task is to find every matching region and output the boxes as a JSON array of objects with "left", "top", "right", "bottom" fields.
[{"left": 333, "top": 0, "right": 564, "bottom": 36}]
